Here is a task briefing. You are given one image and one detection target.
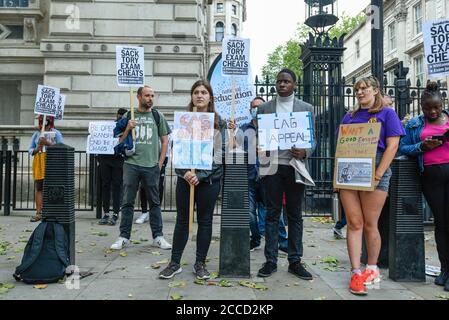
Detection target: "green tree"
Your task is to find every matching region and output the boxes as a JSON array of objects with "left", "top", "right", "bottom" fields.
[{"left": 261, "top": 13, "right": 366, "bottom": 82}]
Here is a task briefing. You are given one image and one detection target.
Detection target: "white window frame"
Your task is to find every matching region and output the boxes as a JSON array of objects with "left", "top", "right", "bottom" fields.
[
  {"left": 414, "top": 55, "right": 424, "bottom": 86},
  {"left": 413, "top": 2, "right": 423, "bottom": 35},
  {"left": 216, "top": 2, "right": 224, "bottom": 13},
  {"left": 388, "top": 22, "right": 396, "bottom": 52},
  {"left": 215, "top": 21, "right": 224, "bottom": 42}
]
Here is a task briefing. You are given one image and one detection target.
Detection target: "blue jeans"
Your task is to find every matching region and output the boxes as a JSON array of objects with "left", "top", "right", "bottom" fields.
[
  {"left": 261, "top": 165, "right": 305, "bottom": 264},
  {"left": 334, "top": 209, "right": 347, "bottom": 230},
  {"left": 249, "top": 180, "right": 288, "bottom": 248},
  {"left": 119, "top": 163, "right": 163, "bottom": 240}
]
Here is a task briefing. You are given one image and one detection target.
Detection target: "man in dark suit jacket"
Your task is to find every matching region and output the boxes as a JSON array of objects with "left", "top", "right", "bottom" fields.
[{"left": 256, "top": 69, "right": 316, "bottom": 280}]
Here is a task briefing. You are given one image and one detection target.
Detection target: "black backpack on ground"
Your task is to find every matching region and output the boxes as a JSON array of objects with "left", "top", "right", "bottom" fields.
[{"left": 13, "top": 222, "right": 70, "bottom": 284}]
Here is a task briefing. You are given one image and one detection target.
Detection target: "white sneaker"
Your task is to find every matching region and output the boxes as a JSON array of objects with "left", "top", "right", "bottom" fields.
[
  {"left": 135, "top": 212, "right": 149, "bottom": 224},
  {"left": 152, "top": 236, "right": 172, "bottom": 250},
  {"left": 110, "top": 237, "right": 129, "bottom": 250}
]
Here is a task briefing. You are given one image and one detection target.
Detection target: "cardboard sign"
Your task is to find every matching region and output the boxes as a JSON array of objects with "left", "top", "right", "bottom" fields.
[
  {"left": 34, "top": 85, "right": 60, "bottom": 117},
  {"left": 424, "top": 19, "right": 449, "bottom": 78},
  {"left": 333, "top": 123, "right": 381, "bottom": 191},
  {"left": 172, "top": 112, "right": 215, "bottom": 170},
  {"left": 221, "top": 38, "right": 250, "bottom": 77},
  {"left": 116, "top": 45, "right": 145, "bottom": 87},
  {"left": 257, "top": 112, "right": 313, "bottom": 151},
  {"left": 55, "top": 94, "right": 65, "bottom": 120},
  {"left": 86, "top": 121, "right": 118, "bottom": 155}
]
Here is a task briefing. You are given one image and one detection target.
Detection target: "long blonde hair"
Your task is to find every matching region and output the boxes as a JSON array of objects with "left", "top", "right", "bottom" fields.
[{"left": 351, "top": 76, "right": 383, "bottom": 117}]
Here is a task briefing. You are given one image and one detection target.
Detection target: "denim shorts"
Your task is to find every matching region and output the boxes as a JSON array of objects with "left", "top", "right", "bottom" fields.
[{"left": 375, "top": 152, "right": 392, "bottom": 192}]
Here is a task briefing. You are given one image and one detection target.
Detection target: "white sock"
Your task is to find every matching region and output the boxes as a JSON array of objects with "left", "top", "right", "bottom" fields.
[
  {"left": 367, "top": 264, "right": 378, "bottom": 271},
  {"left": 351, "top": 268, "right": 362, "bottom": 275}
]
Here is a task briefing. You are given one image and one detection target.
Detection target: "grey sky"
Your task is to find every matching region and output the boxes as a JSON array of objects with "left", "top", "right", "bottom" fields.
[{"left": 242, "top": 0, "right": 370, "bottom": 77}]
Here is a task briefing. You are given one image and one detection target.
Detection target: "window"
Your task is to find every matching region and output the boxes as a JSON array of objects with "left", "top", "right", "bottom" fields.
[
  {"left": 0, "top": 24, "right": 24, "bottom": 40},
  {"left": 0, "top": 0, "right": 28, "bottom": 6},
  {"left": 388, "top": 22, "right": 396, "bottom": 51},
  {"left": 215, "top": 22, "right": 224, "bottom": 42},
  {"left": 414, "top": 55, "right": 424, "bottom": 85},
  {"left": 355, "top": 40, "right": 360, "bottom": 59},
  {"left": 414, "top": 2, "right": 422, "bottom": 35},
  {"left": 216, "top": 2, "right": 224, "bottom": 13},
  {"left": 231, "top": 23, "right": 237, "bottom": 37},
  {"left": 232, "top": 4, "right": 237, "bottom": 15}
]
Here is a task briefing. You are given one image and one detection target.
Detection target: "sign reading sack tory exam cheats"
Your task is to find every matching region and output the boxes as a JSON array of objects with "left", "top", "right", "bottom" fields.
[
  {"left": 172, "top": 112, "right": 215, "bottom": 170},
  {"left": 257, "top": 112, "right": 313, "bottom": 151},
  {"left": 221, "top": 38, "right": 250, "bottom": 76},
  {"left": 424, "top": 19, "right": 449, "bottom": 77},
  {"left": 86, "top": 121, "right": 118, "bottom": 155},
  {"left": 34, "top": 85, "right": 60, "bottom": 117},
  {"left": 116, "top": 46, "right": 145, "bottom": 87}
]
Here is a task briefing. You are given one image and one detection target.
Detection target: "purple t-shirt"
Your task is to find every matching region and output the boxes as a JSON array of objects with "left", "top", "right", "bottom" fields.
[{"left": 339, "top": 108, "right": 405, "bottom": 151}]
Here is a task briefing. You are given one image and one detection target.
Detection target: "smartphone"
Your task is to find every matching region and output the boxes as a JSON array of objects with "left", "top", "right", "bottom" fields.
[{"left": 431, "top": 135, "right": 445, "bottom": 142}]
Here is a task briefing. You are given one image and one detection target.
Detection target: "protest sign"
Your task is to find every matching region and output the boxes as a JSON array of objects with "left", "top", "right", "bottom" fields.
[
  {"left": 172, "top": 112, "right": 215, "bottom": 170},
  {"left": 55, "top": 94, "right": 65, "bottom": 120},
  {"left": 333, "top": 123, "right": 381, "bottom": 191},
  {"left": 116, "top": 46, "right": 145, "bottom": 87},
  {"left": 221, "top": 38, "right": 250, "bottom": 77},
  {"left": 86, "top": 121, "right": 118, "bottom": 155},
  {"left": 423, "top": 19, "right": 449, "bottom": 78},
  {"left": 34, "top": 85, "right": 60, "bottom": 117},
  {"left": 257, "top": 112, "right": 313, "bottom": 151}
]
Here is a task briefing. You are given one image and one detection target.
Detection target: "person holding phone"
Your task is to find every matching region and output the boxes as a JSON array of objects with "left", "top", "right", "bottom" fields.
[{"left": 399, "top": 81, "right": 449, "bottom": 292}]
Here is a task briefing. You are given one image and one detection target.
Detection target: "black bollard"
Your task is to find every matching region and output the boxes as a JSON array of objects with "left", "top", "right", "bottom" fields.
[
  {"left": 219, "top": 151, "right": 250, "bottom": 278},
  {"left": 388, "top": 156, "right": 425, "bottom": 281},
  {"left": 42, "top": 143, "right": 75, "bottom": 266}
]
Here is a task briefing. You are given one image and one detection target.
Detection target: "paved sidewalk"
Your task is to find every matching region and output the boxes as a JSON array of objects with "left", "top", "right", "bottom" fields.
[{"left": 0, "top": 211, "right": 446, "bottom": 301}]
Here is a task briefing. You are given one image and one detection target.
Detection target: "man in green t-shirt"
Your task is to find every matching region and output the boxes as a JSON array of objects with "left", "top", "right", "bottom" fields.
[{"left": 111, "top": 85, "right": 172, "bottom": 250}]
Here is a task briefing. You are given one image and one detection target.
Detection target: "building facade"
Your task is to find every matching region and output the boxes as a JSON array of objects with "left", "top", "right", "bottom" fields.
[
  {"left": 0, "top": 0, "right": 212, "bottom": 149},
  {"left": 206, "top": 0, "right": 246, "bottom": 66},
  {"left": 342, "top": 0, "right": 448, "bottom": 88}
]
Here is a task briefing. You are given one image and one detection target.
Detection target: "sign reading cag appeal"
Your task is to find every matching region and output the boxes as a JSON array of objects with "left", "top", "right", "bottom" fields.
[
  {"left": 116, "top": 45, "right": 145, "bottom": 87},
  {"left": 423, "top": 19, "right": 449, "bottom": 78},
  {"left": 221, "top": 38, "right": 250, "bottom": 77},
  {"left": 257, "top": 112, "right": 313, "bottom": 151}
]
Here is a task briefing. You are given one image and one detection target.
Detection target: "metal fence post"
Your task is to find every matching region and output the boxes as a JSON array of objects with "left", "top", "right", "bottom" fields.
[
  {"left": 394, "top": 61, "right": 411, "bottom": 120},
  {"left": 4, "top": 142, "right": 11, "bottom": 216}
]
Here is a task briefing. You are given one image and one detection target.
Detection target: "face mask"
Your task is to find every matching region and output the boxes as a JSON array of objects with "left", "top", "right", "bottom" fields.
[{"left": 250, "top": 108, "right": 258, "bottom": 119}]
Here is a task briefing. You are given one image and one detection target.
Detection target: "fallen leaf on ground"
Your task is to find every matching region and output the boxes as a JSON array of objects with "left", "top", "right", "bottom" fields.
[
  {"left": 151, "top": 251, "right": 162, "bottom": 255},
  {"left": 33, "top": 284, "right": 48, "bottom": 289},
  {"left": 130, "top": 240, "right": 141, "bottom": 244},
  {"left": 119, "top": 251, "right": 127, "bottom": 257},
  {"left": 89, "top": 243, "right": 96, "bottom": 246},
  {"left": 104, "top": 249, "right": 114, "bottom": 254},
  {"left": 239, "top": 280, "right": 268, "bottom": 291},
  {"left": 6, "top": 256, "right": 15, "bottom": 260},
  {"left": 218, "top": 279, "right": 233, "bottom": 287},
  {"left": 181, "top": 261, "right": 188, "bottom": 266},
  {"left": 168, "top": 281, "right": 186, "bottom": 288},
  {"left": 1, "top": 284, "right": 15, "bottom": 289},
  {"left": 170, "top": 293, "right": 183, "bottom": 300},
  {"left": 128, "top": 294, "right": 133, "bottom": 298},
  {"left": 311, "top": 217, "right": 333, "bottom": 224},
  {"left": 194, "top": 279, "right": 206, "bottom": 285},
  {"left": 139, "top": 238, "right": 149, "bottom": 242},
  {"left": 0, "top": 288, "right": 9, "bottom": 294},
  {"left": 150, "top": 263, "right": 161, "bottom": 269},
  {"left": 209, "top": 272, "right": 219, "bottom": 279},
  {"left": 92, "top": 232, "right": 108, "bottom": 237},
  {"left": 156, "top": 259, "right": 169, "bottom": 265},
  {"left": 435, "top": 294, "right": 449, "bottom": 300},
  {"left": 313, "top": 296, "right": 326, "bottom": 300}
]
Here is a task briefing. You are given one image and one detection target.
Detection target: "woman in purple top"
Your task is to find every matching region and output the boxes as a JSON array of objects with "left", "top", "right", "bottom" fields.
[{"left": 338, "top": 76, "right": 405, "bottom": 295}]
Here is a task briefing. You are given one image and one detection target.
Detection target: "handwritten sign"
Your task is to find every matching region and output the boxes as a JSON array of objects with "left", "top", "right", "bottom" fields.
[
  {"left": 172, "top": 112, "right": 215, "bottom": 170},
  {"left": 424, "top": 20, "right": 449, "bottom": 78},
  {"left": 221, "top": 38, "right": 250, "bottom": 77},
  {"left": 86, "top": 121, "right": 118, "bottom": 155},
  {"left": 34, "top": 85, "right": 60, "bottom": 117},
  {"left": 333, "top": 123, "right": 381, "bottom": 191},
  {"left": 116, "top": 46, "right": 145, "bottom": 87},
  {"left": 257, "top": 112, "right": 313, "bottom": 151},
  {"left": 55, "top": 94, "right": 65, "bottom": 120}
]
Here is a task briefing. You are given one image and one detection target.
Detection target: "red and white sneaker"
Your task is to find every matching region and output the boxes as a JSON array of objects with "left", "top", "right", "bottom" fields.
[
  {"left": 349, "top": 273, "right": 367, "bottom": 296},
  {"left": 362, "top": 268, "right": 381, "bottom": 285}
]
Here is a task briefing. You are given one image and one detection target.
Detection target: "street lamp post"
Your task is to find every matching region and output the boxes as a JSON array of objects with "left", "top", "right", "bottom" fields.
[{"left": 371, "top": 0, "right": 384, "bottom": 87}]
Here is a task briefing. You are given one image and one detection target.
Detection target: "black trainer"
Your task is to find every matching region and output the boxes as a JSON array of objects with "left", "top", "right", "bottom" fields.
[
  {"left": 279, "top": 246, "right": 288, "bottom": 254},
  {"left": 159, "top": 262, "right": 182, "bottom": 279},
  {"left": 257, "top": 262, "right": 277, "bottom": 277},
  {"left": 435, "top": 270, "right": 449, "bottom": 286},
  {"left": 445, "top": 278, "right": 449, "bottom": 292},
  {"left": 108, "top": 214, "right": 118, "bottom": 226},
  {"left": 194, "top": 261, "right": 210, "bottom": 280},
  {"left": 98, "top": 214, "right": 110, "bottom": 225},
  {"left": 288, "top": 261, "right": 313, "bottom": 280},
  {"left": 250, "top": 242, "right": 261, "bottom": 252}
]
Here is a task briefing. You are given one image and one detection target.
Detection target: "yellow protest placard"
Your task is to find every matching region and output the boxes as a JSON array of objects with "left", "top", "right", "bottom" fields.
[{"left": 333, "top": 123, "right": 381, "bottom": 191}]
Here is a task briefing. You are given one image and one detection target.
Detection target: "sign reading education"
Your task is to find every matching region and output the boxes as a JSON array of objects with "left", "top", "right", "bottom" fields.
[
  {"left": 257, "top": 112, "right": 313, "bottom": 151},
  {"left": 221, "top": 38, "right": 250, "bottom": 77},
  {"left": 34, "top": 85, "right": 60, "bottom": 117},
  {"left": 116, "top": 45, "right": 145, "bottom": 87},
  {"left": 333, "top": 123, "right": 381, "bottom": 191},
  {"left": 424, "top": 19, "right": 449, "bottom": 77},
  {"left": 86, "top": 121, "right": 118, "bottom": 155},
  {"left": 172, "top": 112, "right": 215, "bottom": 170}
]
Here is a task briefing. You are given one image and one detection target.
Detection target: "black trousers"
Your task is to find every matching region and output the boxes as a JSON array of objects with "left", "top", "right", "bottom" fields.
[
  {"left": 98, "top": 155, "right": 124, "bottom": 214},
  {"left": 171, "top": 178, "right": 221, "bottom": 264},
  {"left": 140, "top": 157, "right": 167, "bottom": 211},
  {"left": 422, "top": 163, "right": 449, "bottom": 271}
]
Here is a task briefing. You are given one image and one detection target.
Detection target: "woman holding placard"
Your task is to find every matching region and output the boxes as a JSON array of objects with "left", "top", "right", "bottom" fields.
[
  {"left": 399, "top": 82, "right": 449, "bottom": 292},
  {"left": 159, "top": 80, "right": 235, "bottom": 280},
  {"left": 337, "top": 76, "right": 404, "bottom": 295},
  {"left": 28, "top": 115, "right": 64, "bottom": 222}
]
